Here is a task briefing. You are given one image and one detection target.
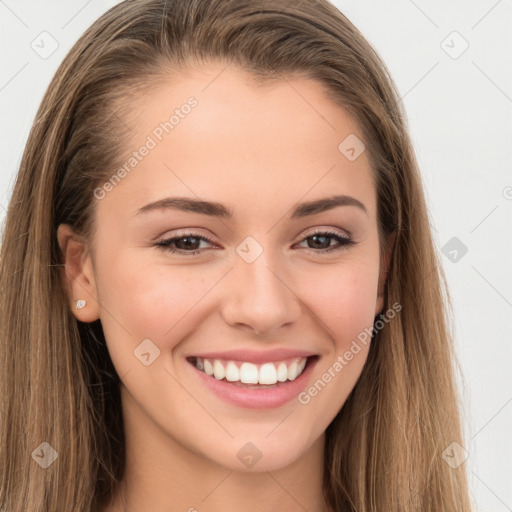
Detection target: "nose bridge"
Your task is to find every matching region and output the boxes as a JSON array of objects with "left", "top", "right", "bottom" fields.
[{"left": 222, "top": 238, "right": 300, "bottom": 335}]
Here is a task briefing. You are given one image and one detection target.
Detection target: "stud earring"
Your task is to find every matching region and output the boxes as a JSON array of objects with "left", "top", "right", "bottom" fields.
[{"left": 76, "top": 299, "right": 87, "bottom": 310}]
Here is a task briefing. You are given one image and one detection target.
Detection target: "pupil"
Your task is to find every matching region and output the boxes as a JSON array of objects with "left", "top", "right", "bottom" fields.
[
  {"left": 310, "top": 235, "right": 329, "bottom": 249},
  {"left": 177, "top": 237, "right": 199, "bottom": 250}
]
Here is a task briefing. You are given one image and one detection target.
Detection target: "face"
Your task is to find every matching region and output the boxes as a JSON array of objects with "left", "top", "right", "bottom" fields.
[{"left": 59, "top": 62, "right": 391, "bottom": 473}]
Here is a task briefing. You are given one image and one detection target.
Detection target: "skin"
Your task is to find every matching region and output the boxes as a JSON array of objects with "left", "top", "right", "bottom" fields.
[{"left": 58, "top": 62, "right": 393, "bottom": 512}]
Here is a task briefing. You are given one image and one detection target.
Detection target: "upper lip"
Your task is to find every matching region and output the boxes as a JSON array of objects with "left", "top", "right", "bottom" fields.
[{"left": 187, "top": 348, "right": 318, "bottom": 364}]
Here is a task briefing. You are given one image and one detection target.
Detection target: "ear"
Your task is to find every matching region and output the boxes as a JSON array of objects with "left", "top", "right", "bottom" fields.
[
  {"left": 57, "top": 224, "right": 100, "bottom": 323},
  {"left": 375, "top": 231, "right": 396, "bottom": 316}
]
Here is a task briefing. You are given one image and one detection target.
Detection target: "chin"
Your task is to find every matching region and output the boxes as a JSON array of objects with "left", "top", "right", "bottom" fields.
[{"left": 199, "top": 429, "right": 320, "bottom": 473}]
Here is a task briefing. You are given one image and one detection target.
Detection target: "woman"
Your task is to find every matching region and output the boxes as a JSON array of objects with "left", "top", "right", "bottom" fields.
[{"left": 0, "top": 0, "right": 472, "bottom": 510}]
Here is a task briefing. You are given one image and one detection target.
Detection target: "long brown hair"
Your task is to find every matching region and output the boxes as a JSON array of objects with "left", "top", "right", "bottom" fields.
[{"left": 0, "top": 0, "right": 472, "bottom": 510}]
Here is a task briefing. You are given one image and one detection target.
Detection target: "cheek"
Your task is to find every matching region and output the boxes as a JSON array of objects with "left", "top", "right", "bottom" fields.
[
  {"left": 299, "top": 259, "right": 380, "bottom": 348},
  {"left": 96, "top": 252, "right": 221, "bottom": 357},
  {"left": 291, "top": 261, "right": 379, "bottom": 436}
]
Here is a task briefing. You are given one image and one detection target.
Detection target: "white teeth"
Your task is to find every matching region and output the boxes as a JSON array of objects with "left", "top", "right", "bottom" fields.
[
  {"left": 225, "top": 361, "right": 240, "bottom": 382},
  {"left": 194, "top": 356, "right": 309, "bottom": 385},
  {"left": 213, "top": 360, "right": 226, "bottom": 380},
  {"left": 259, "top": 363, "right": 277, "bottom": 385},
  {"left": 203, "top": 359, "right": 214, "bottom": 376},
  {"left": 276, "top": 362, "right": 288, "bottom": 382},
  {"left": 240, "top": 362, "right": 259, "bottom": 384},
  {"left": 288, "top": 360, "right": 298, "bottom": 381}
]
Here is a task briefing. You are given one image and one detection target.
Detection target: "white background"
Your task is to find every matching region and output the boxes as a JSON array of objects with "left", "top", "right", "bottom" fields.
[{"left": 1, "top": 1, "right": 511, "bottom": 510}]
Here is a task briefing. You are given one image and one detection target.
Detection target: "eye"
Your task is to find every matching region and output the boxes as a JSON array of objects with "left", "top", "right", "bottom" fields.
[
  {"left": 296, "top": 229, "right": 355, "bottom": 254},
  {"left": 155, "top": 229, "right": 356, "bottom": 257},
  {"left": 155, "top": 232, "right": 216, "bottom": 256}
]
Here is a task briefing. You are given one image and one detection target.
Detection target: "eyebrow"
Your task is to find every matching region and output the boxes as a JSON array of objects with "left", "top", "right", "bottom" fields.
[{"left": 134, "top": 194, "right": 368, "bottom": 219}]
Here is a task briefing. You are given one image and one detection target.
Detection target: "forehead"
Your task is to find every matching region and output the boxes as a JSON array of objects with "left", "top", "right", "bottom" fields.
[{"left": 97, "top": 63, "right": 377, "bottom": 224}]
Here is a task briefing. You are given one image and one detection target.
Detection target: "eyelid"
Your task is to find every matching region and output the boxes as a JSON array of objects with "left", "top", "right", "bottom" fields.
[
  {"left": 158, "top": 227, "right": 215, "bottom": 239},
  {"left": 299, "top": 226, "right": 352, "bottom": 240}
]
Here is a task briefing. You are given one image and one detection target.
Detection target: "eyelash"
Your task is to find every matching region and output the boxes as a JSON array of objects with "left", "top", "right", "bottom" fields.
[{"left": 154, "top": 229, "right": 355, "bottom": 256}]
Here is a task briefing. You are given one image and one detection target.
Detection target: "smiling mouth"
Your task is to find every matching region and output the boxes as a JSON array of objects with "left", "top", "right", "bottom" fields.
[{"left": 187, "top": 356, "right": 317, "bottom": 387}]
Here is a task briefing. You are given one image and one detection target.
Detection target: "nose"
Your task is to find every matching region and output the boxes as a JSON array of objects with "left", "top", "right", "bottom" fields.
[{"left": 220, "top": 248, "right": 301, "bottom": 337}]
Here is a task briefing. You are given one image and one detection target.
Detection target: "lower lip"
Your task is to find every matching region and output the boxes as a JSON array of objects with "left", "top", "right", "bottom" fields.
[{"left": 189, "top": 358, "right": 318, "bottom": 409}]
